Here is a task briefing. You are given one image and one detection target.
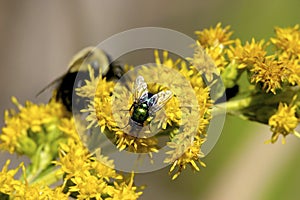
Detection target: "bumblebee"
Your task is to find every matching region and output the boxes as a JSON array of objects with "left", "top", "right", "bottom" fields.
[{"left": 39, "top": 47, "right": 124, "bottom": 112}]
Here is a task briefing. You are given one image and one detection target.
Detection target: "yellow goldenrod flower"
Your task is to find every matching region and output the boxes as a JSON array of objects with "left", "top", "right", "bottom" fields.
[
  {"left": 113, "top": 127, "right": 159, "bottom": 153},
  {"left": 89, "top": 156, "right": 122, "bottom": 181},
  {"left": 278, "top": 55, "right": 300, "bottom": 86},
  {"left": 227, "top": 38, "right": 268, "bottom": 69},
  {"left": 77, "top": 66, "right": 116, "bottom": 131},
  {"left": 4, "top": 24, "right": 300, "bottom": 196},
  {"left": 271, "top": 24, "right": 300, "bottom": 56},
  {"left": 0, "top": 97, "right": 68, "bottom": 154},
  {"left": 58, "top": 117, "right": 82, "bottom": 143},
  {"left": 77, "top": 64, "right": 172, "bottom": 154},
  {"left": 55, "top": 117, "right": 132, "bottom": 195},
  {"left": 268, "top": 96, "right": 300, "bottom": 144},
  {"left": 250, "top": 56, "right": 284, "bottom": 94},
  {"left": 0, "top": 160, "right": 69, "bottom": 199},
  {"left": 76, "top": 65, "right": 102, "bottom": 98},
  {"left": 69, "top": 170, "right": 108, "bottom": 200},
  {"left": 106, "top": 173, "right": 143, "bottom": 200},
  {"left": 204, "top": 45, "right": 228, "bottom": 72},
  {"left": 14, "top": 184, "right": 69, "bottom": 200},
  {"left": 194, "top": 23, "right": 234, "bottom": 76},
  {"left": 50, "top": 187, "right": 70, "bottom": 200},
  {"left": 195, "top": 22, "right": 234, "bottom": 48},
  {"left": 55, "top": 139, "right": 92, "bottom": 180},
  {"left": 154, "top": 50, "right": 181, "bottom": 69},
  {"left": 154, "top": 51, "right": 212, "bottom": 179},
  {"left": 187, "top": 41, "right": 221, "bottom": 81},
  {"left": 76, "top": 49, "right": 212, "bottom": 179},
  {"left": 166, "top": 135, "right": 207, "bottom": 180},
  {"left": 0, "top": 160, "right": 23, "bottom": 197},
  {"left": 160, "top": 96, "right": 181, "bottom": 129},
  {"left": 55, "top": 131, "right": 141, "bottom": 199},
  {"left": 94, "top": 88, "right": 117, "bottom": 132}
]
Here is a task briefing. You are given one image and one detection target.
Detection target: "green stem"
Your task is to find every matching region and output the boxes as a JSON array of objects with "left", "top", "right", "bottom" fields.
[
  {"left": 212, "top": 86, "right": 300, "bottom": 117},
  {"left": 212, "top": 96, "right": 253, "bottom": 116},
  {"left": 30, "top": 166, "right": 62, "bottom": 185}
]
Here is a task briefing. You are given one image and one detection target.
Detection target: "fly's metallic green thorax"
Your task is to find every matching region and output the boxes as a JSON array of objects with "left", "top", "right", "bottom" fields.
[{"left": 130, "top": 102, "right": 149, "bottom": 125}]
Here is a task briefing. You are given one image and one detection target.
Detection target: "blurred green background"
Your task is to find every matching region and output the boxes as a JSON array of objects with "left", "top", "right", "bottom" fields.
[{"left": 0, "top": 0, "right": 300, "bottom": 199}]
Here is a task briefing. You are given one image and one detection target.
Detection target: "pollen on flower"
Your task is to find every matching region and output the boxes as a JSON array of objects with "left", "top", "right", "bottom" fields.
[
  {"left": 154, "top": 50, "right": 181, "bottom": 69},
  {"left": 106, "top": 173, "right": 143, "bottom": 200},
  {"left": 227, "top": 38, "right": 268, "bottom": 69},
  {"left": 195, "top": 22, "right": 234, "bottom": 48},
  {"left": 58, "top": 117, "right": 82, "bottom": 142},
  {"left": 271, "top": 24, "right": 300, "bottom": 56},
  {"left": 166, "top": 135, "right": 207, "bottom": 180},
  {"left": 77, "top": 57, "right": 181, "bottom": 155},
  {"left": 204, "top": 45, "right": 228, "bottom": 72},
  {"left": 69, "top": 170, "right": 108, "bottom": 200},
  {"left": 114, "top": 128, "right": 159, "bottom": 154},
  {"left": 94, "top": 90, "right": 118, "bottom": 132},
  {"left": 152, "top": 50, "right": 212, "bottom": 179},
  {"left": 15, "top": 184, "right": 69, "bottom": 200},
  {"left": 268, "top": 96, "right": 300, "bottom": 144},
  {"left": 76, "top": 65, "right": 114, "bottom": 99},
  {"left": 0, "top": 98, "right": 68, "bottom": 154},
  {"left": 77, "top": 65, "right": 116, "bottom": 132},
  {"left": 54, "top": 134, "right": 142, "bottom": 199},
  {"left": 75, "top": 65, "right": 100, "bottom": 98},
  {"left": 279, "top": 55, "right": 300, "bottom": 86},
  {"left": 0, "top": 160, "right": 69, "bottom": 199},
  {"left": 3, "top": 24, "right": 300, "bottom": 200},
  {"left": 187, "top": 41, "right": 220, "bottom": 81},
  {"left": 194, "top": 23, "right": 234, "bottom": 76},
  {"left": 250, "top": 56, "right": 284, "bottom": 94},
  {"left": 0, "top": 160, "right": 24, "bottom": 197}
]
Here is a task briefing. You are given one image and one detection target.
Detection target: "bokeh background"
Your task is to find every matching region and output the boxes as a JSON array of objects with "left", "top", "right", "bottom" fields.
[{"left": 1, "top": 1, "right": 300, "bottom": 199}]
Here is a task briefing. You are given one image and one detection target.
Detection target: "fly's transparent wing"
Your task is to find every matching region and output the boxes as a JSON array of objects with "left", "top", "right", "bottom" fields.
[
  {"left": 148, "top": 90, "right": 173, "bottom": 115},
  {"left": 133, "top": 76, "right": 148, "bottom": 103}
]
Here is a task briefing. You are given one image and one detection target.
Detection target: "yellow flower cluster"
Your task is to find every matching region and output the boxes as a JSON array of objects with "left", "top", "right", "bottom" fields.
[
  {"left": 187, "top": 41, "right": 220, "bottom": 81},
  {"left": 54, "top": 117, "right": 142, "bottom": 200},
  {"left": 154, "top": 50, "right": 212, "bottom": 179},
  {"left": 268, "top": 96, "right": 300, "bottom": 144},
  {"left": 3, "top": 24, "right": 300, "bottom": 200},
  {"left": 271, "top": 24, "right": 300, "bottom": 56},
  {"left": 78, "top": 66, "right": 173, "bottom": 155},
  {"left": 250, "top": 56, "right": 284, "bottom": 94},
  {"left": 0, "top": 160, "right": 69, "bottom": 199},
  {"left": 227, "top": 38, "right": 267, "bottom": 69},
  {"left": 166, "top": 135, "right": 207, "bottom": 180},
  {"left": 195, "top": 22, "right": 233, "bottom": 48},
  {"left": 75, "top": 48, "right": 213, "bottom": 179},
  {"left": 0, "top": 96, "right": 142, "bottom": 199},
  {"left": 196, "top": 23, "right": 300, "bottom": 95},
  {"left": 114, "top": 128, "right": 159, "bottom": 154},
  {"left": 0, "top": 97, "right": 68, "bottom": 154},
  {"left": 77, "top": 66, "right": 116, "bottom": 130},
  {"left": 195, "top": 23, "right": 234, "bottom": 72},
  {"left": 197, "top": 23, "right": 300, "bottom": 143}
]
